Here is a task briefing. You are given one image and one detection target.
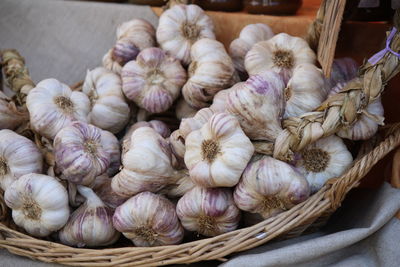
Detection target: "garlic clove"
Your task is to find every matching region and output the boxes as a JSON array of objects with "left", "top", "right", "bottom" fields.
[
  {"left": 168, "top": 130, "right": 186, "bottom": 170},
  {"left": 0, "top": 129, "right": 43, "bottom": 190},
  {"left": 113, "top": 191, "right": 184, "bottom": 246},
  {"left": 234, "top": 156, "right": 310, "bottom": 219},
  {"left": 83, "top": 67, "right": 130, "bottom": 134},
  {"left": 156, "top": 4, "right": 215, "bottom": 66},
  {"left": 0, "top": 91, "right": 28, "bottom": 130},
  {"left": 54, "top": 121, "right": 115, "bottom": 186},
  {"left": 121, "top": 47, "right": 186, "bottom": 114},
  {"left": 179, "top": 107, "right": 215, "bottom": 139},
  {"left": 176, "top": 187, "right": 241, "bottom": 237},
  {"left": 26, "top": 78, "right": 90, "bottom": 140},
  {"left": 185, "top": 113, "right": 254, "bottom": 188},
  {"left": 294, "top": 135, "right": 353, "bottom": 193},
  {"left": 176, "top": 97, "right": 199, "bottom": 120},
  {"left": 226, "top": 71, "right": 285, "bottom": 141},
  {"left": 4, "top": 173, "right": 70, "bottom": 237},
  {"left": 59, "top": 185, "right": 120, "bottom": 247}
]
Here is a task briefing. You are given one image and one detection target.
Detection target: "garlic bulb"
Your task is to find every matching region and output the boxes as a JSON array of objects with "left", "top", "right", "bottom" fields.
[
  {"left": 234, "top": 156, "right": 310, "bottom": 219},
  {"left": 161, "top": 170, "right": 195, "bottom": 198},
  {"left": 156, "top": 4, "right": 215, "bottom": 66},
  {"left": 245, "top": 33, "right": 316, "bottom": 83},
  {"left": 327, "top": 57, "right": 358, "bottom": 89},
  {"left": 182, "top": 38, "right": 235, "bottom": 109},
  {"left": 113, "top": 192, "right": 184, "bottom": 246},
  {"left": 0, "top": 91, "right": 27, "bottom": 130},
  {"left": 209, "top": 83, "right": 243, "bottom": 113},
  {"left": 4, "top": 173, "right": 69, "bottom": 237},
  {"left": 0, "top": 129, "right": 43, "bottom": 190},
  {"left": 179, "top": 107, "right": 214, "bottom": 139},
  {"left": 294, "top": 135, "right": 353, "bottom": 193},
  {"left": 226, "top": 71, "right": 285, "bottom": 141},
  {"left": 59, "top": 185, "right": 120, "bottom": 247},
  {"left": 121, "top": 47, "right": 186, "bottom": 113},
  {"left": 26, "top": 78, "right": 90, "bottom": 139},
  {"left": 54, "top": 121, "right": 118, "bottom": 186},
  {"left": 92, "top": 174, "right": 128, "bottom": 209},
  {"left": 185, "top": 113, "right": 254, "bottom": 187},
  {"left": 229, "top": 23, "right": 274, "bottom": 78},
  {"left": 168, "top": 130, "right": 186, "bottom": 170},
  {"left": 103, "top": 19, "right": 156, "bottom": 74},
  {"left": 101, "top": 130, "right": 121, "bottom": 177},
  {"left": 337, "top": 98, "right": 384, "bottom": 140},
  {"left": 176, "top": 187, "right": 240, "bottom": 237},
  {"left": 176, "top": 98, "right": 198, "bottom": 120},
  {"left": 82, "top": 67, "right": 130, "bottom": 133},
  {"left": 284, "top": 63, "right": 327, "bottom": 118},
  {"left": 111, "top": 127, "right": 175, "bottom": 197}
]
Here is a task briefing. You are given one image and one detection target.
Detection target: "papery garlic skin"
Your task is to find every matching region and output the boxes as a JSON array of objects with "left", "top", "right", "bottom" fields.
[
  {"left": 121, "top": 47, "right": 186, "bottom": 113},
  {"left": 156, "top": 4, "right": 215, "bottom": 66},
  {"left": 176, "top": 98, "right": 198, "bottom": 120},
  {"left": 226, "top": 71, "right": 285, "bottom": 141},
  {"left": 26, "top": 78, "right": 90, "bottom": 139},
  {"left": 54, "top": 121, "right": 115, "bottom": 186},
  {"left": 113, "top": 192, "right": 184, "bottom": 246},
  {"left": 176, "top": 187, "right": 240, "bottom": 237},
  {"left": 245, "top": 33, "right": 316, "bottom": 83},
  {"left": 284, "top": 63, "right": 327, "bottom": 118},
  {"left": 338, "top": 98, "right": 384, "bottom": 141},
  {"left": 0, "top": 130, "right": 43, "bottom": 190},
  {"left": 179, "top": 107, "right": 215, "bottom": 139},
  {"left": 182, "top": 38, "right": 235, "bottom": 108},
  {"left": 92, "top": 174, "right": 128, "bottom": 209},
  {"left": 168, "top": 130, "right": 186, "bottom": 170},
  {"left": 185, "top": 113, "right": 254, "bottom": 188},
  {"left": 83, "top": 67, "right": 130, "bottom": 133},
  {"left": 112, "top": 127, "right": 175, "bottom": 197},
  {"left": 103, "top": 19, "right": 156, "bottom": 74},
  {"left": 59, "top": 186, "right": 120, "bottom": 247},
  {"left": 229, "top": 23, "right": 274, "bottom": 78},
  {"left": 0, "top": 91, "right": 27, "bottom": 130},
  {"left": 4, "top": 173, "right": 69, "bottom": 237},
  {"left": 101, "top": 130, "right": 121, "bottom": 177},
  {"left": 294, "top": 135, "right": 353, "bottom": 193},
  {"left": 234, "top": 156, "right": 310, "bottom": 219}
]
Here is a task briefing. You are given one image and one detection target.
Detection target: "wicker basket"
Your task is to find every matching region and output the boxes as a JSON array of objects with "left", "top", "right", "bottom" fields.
[{"left": 1, "top": 1, "right": 400, "bottom": 266}]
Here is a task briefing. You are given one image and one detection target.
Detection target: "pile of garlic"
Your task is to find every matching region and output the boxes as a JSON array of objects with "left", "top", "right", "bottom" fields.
[{"left": 0, "top": 3, "right": 382, "bottom": 248}]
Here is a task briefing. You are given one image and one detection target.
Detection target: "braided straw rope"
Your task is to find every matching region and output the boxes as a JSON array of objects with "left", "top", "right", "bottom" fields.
[{"left": 1, "top": 6, "right": 400, "bottom": 267}]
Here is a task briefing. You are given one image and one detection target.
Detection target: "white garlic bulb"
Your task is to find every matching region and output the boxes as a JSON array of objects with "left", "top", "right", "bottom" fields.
[
  {"left": 294, "top": 135, "right": 353, "bottom": 193},
  {"left": 284, "top": 63, "right": 327, "bottom": 118},
  {"left": 182, "top": 38, "right": 235, "bottom": 108},
  {"left": 113, "top": 192, "right": 184, "bottom": 246},
  {"left": 0, "top": 91, "right": 27, "bottom": 130},
  {"left": 111, "top": 127, "right": 175, "bottom": 197},
  {"left": 176, "top": 187, "right": 240, "bottom": 237},
  {"left": 4, "top": 173, "right": 69, "bottom": 237},
  {"left": 179, "top": 107, "right": 215, "bottom": 139},
  {"left": 54, "top": 121, "right": 118, "bottom": 186},
  {"left": 59, "top": 185, "right": 120, "bottom": 247},
  {"left": 121, "top": 47, "right": 186, "bottom": 113},
  {"left": 26, "top": 78, "right": 90, "bottom": 139},
  {"left": 229, "top": 23, "right": 274, "bottom": 78},
  {"left": 0, "top": 129, "right": 43, "bottom": 190},
  {"left": 82, "top": 67, "right": 130, "bottom": 133},
  {"left": 185, "top": 113, "right": 254, "bottom": 187},
  {"left": 226, "top": 71, "right": 285, "bottom": 141},
  {"left": 156, "top": 4, "right": 215, "bottom": 66},
  {"left": 245, "top": 33, "right": 316, "bottom": 83},
  {"left": 234, "top": 156, "right": 310, "bottom": 219},
  {"left": 176, "top": 98, "right": 198, "bottom": 120},
  {"left": 103, "top": 19, "right": 156, "bottom": 74}
]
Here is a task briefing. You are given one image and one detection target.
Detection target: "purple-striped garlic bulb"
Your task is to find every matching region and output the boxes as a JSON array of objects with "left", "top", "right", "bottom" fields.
[
  {"left": 179, "top": 107, "right": 215, "bottom": 139},
  {"left": 209, "top": 82, "right": 243, "bottom": 114},
  {"left": 229, "top": 23, "right": 274, "bottom": 79},
  {"left": 175, "top": 98, "right": 198, "bottom": 120},
  {"left": 245, "top": 33, "right": 316, "bottom": 84},
  {"left": 101, "top": 130, "right": 121, "bottom": 177},
  {"left": 103, "top": 19, "right": 156, "bottom": 74},
  {"left": 185, "top": 113, "right": 254, "bottom": 188},
  {"left": 0, "top": 91, "right": 27, "bottom": 130},
  {"left": 113, "top": 192, "right": 184, "bottom": 246},
  {"left": 182, "top": 38, "right": 236, "bottom": 109},
  {"left": 26, "top": 78, "right": 90, "bottom": 140},
  {"left": 54, "top": 121, "right": 119, "bottom": 186},
  {"left": 226, "top": 71, "right": 285, "bottom": 141},
  {"left": 156, "top": 4, "right": 215, "bottom": 66},
  {"left": 234, "top": 156, "right": 310, "bottom": 219},
  {"left": 0, "top": 129, "right": 43, "bottom": 190},
  {"left": 160, "top": 169, "right": 195, "bottom": 198},
  {"left": 176, "top": 187, "right": 241, "bottom": 237},
  {"left": 327, "top": 57, "right": 359, "bottom": 89},
  {"left": 111, "top": 127, "right": 176, "bottom": 197},
  {"left": 59, "top": 185, "right": 120, "bottom": 247},
  {"left": 121, "top": 47, "right": 186, "bottom": 113},
  {"left": 92, "top": 174, "right": 128, "bottom": 209},
  {"left": 82, "top": 67, "right": 130, "bottom": 134}
]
